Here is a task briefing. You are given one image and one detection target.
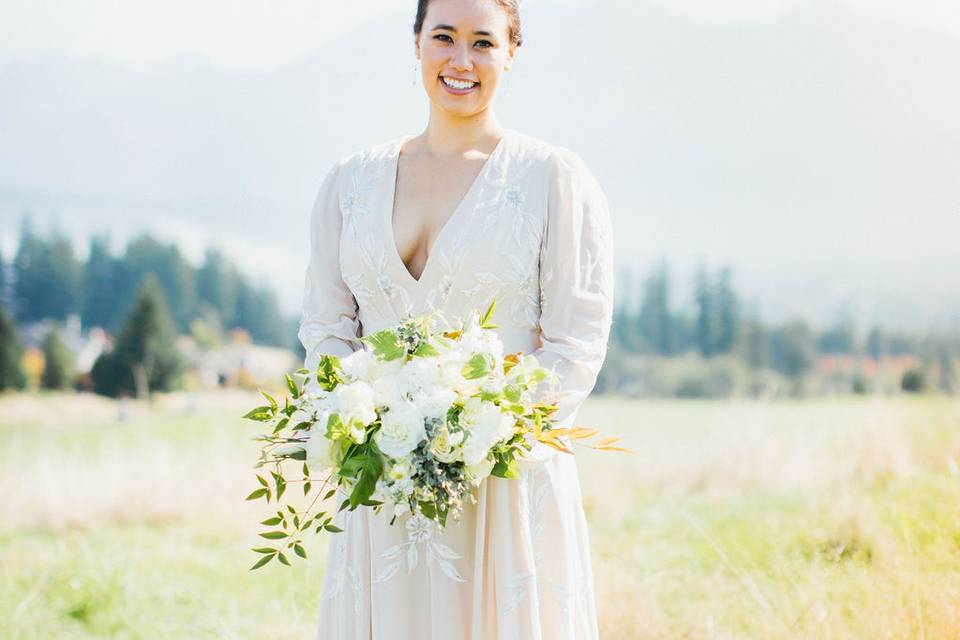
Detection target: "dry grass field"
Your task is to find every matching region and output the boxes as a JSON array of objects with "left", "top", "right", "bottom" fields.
[{"left": 1, "top": 390, "right": 958, "bottom": 639}]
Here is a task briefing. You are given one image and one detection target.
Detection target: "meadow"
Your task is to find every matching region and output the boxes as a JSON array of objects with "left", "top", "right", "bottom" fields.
[{"left": 1, "top": 390, "right": 958, "bottom": 639}]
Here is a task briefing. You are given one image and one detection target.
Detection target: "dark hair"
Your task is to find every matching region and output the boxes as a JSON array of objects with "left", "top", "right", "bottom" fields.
[{"left": 414, "top": 0, "right": 523, "bottom": 48}]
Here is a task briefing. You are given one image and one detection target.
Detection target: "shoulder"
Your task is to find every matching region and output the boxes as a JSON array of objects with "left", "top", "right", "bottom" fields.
[
  {"left": 322, "top": 135, "right": 404, "bottom": 183},
  {"left": 508, "top": 130, "right": 598, "bottom": 184}
]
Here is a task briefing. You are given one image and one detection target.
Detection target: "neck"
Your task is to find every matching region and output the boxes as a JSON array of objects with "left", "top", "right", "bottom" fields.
[{"left": 420, "top": 106, "right": 506, "bottom": 156}]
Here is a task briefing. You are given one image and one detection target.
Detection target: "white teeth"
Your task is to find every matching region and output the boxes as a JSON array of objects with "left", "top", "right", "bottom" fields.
[{"left": 442, "top": 76, "right": 476, "bottom": 90}]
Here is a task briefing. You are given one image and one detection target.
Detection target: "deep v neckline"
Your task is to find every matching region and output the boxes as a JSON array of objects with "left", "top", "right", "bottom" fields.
[{"left": 386, "top": 130, "right": 511, "bottom": 286}]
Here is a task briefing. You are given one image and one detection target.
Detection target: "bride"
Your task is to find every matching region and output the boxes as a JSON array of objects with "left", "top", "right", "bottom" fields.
[{"left": 298, "top": 0, "right": 614, "bottom": 637}]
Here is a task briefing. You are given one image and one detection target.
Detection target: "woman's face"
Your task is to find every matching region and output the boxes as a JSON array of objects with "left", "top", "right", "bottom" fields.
[{"left": 415, "top": 0, "right": 516, "bottom": 119}]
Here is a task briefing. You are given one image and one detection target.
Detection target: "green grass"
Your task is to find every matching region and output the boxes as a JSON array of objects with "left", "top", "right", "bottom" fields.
[{"left": 1, "top": 391, "right": 959, "bottom": 638}]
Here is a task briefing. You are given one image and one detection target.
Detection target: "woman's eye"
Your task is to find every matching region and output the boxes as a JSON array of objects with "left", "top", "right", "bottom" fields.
[
  {"left": 474, "top": 40, "right": 493, "bottom": 48},
  {"left": 433, "top": 34, "right": 452, "bottom": 43}
]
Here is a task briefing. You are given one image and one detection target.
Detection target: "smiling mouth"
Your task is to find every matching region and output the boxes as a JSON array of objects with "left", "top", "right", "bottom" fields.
[{"left": 440, "top": 76, "right": 479, "bottom": 91}]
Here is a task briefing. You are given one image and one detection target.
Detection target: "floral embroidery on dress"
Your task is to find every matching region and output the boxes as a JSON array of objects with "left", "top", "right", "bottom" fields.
[{"left": 374, "top": 513, "right": 466, "bottom": 584}]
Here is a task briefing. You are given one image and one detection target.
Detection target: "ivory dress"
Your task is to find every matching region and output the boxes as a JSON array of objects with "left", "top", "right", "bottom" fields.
[{"left": 298, "top": 128, "right": 614, "bottom": 640}]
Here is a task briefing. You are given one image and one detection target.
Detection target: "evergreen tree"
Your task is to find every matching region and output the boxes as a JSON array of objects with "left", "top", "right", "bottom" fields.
[
  {"left": 818, "top": 320, "right": 856, "bottom": 354},
  {"left": 637, "top": 261, "right": 673, "bottom": 354},
  {"left": 13, "top": 217, "right": 81, "bottom": 322},
  {"left": 0, "top": 305, "right": 26, "bottom": 390},
  {"left": 234, "top": 280, "right": 286, "bottom": 347},
  {"left": 81, "top": 235, "right": 118, "bottom": 330},
  {"left": 714, "top": 267, "right": 739, "bottom": 353},
  {"left": 116, "top": 234, "right": 196, "bottom": 333},
  {"left": 40, "top": 323, "right": 74, "bottom": 390},
  {"left": 938, "top": 347, "right": 957, "bottom": 394},
  {"left": 866, "top": 327, "right": 886, "bottom": 360},
  {"left": 770, "top": 320, "right": 816, "bottom": 377},
  {"left": 107, "top": 274, "right": 183, "bottom": 399},
  {"left": 196, "top": 248, "right": 240, "bottom": 329},
  {"left": 695, "top": 263, "right": 717, "bottom": 356}
]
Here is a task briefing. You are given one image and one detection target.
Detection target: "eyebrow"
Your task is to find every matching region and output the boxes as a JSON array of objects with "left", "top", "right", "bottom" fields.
[{"left": 431, "top": 24, "right": 494, "bottom": 37}]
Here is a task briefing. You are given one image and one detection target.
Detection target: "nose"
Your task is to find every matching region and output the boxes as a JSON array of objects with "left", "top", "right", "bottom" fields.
[{"left": 450, "top": 43, "right": 473, "bottom": 71}]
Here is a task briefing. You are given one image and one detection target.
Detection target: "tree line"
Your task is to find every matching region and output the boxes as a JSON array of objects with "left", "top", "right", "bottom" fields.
[
  {"left": 610, "top": 260, "right": 958, "bottom": 393},
  {"left": 2, "top": 216, "right": 288, "bottom": 345}
]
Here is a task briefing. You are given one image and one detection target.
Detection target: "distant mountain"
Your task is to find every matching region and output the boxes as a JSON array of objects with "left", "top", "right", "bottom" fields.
[{"left": 1, "top": 0, "right": 958, "bottom": 331}]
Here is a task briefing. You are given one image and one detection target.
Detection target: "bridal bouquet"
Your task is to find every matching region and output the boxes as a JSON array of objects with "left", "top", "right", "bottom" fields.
[{"left": 243, "top": 299, "right": 628, "bottom": 570}]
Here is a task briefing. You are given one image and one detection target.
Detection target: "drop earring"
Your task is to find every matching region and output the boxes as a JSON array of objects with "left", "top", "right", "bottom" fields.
[{"left": 412, "top": 60, "right": 419, "bottom": 86}]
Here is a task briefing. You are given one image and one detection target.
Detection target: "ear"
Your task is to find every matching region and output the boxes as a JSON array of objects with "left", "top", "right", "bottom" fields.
[
  {"left": 414, "top": 34, "right": 421, "bottom": 60},
  {"left": 504, "top": 45, "right": 516, "bottom": 71}
]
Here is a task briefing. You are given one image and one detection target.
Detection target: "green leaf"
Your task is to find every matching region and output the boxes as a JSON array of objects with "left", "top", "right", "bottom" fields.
[
  {"left": 289, "top": 448, "right": 306, "bottom": 461},
  {"left": 324, "top": 524, "right": 343, "bottom": 533},
  {"left": 324, "top": 489, "right": 337, "bottom": 500},
  {"left": 260, "top": 517, "right": 282, "bottom": 526},
  {"left": 303, "top": 481, "right": 312, "bottom": 496},
  {"left": 316, "top": 355, "right": 343, "bottom": 391},
  {"left": 249, "top": 553, "right": 275, "bottom": 570},
  {"left": 285, "top": 373, "right": 299, "bottom": 398},
  {"left": 251, "top": 547, "right": 276, "bottom": 554},
  {"left": 492, "top": 457, "right": 520, "bottom": 479},
  {"left": 256, "top": 474, "right": 269, "bottom": 487},
  {"left": 412, "top": 341, "right": 439, "bottom": 357},
  {"left": 294, "top": 544, "right": 307, "bottom": 559},
  {"left": 479, "top": 299, "right": 498, "bottom": 328},
  {"left": 245, "top": 488, "right": 268, "bottom": 501},
  {"left": 461, "top": 352, "right": 495, "bottom": 380},
  {"left": 243, "top": 406, "right": 274, "bottom": 422},
  {"left": 259, "top": 531, "right": 288, "bottom": 540},
  {"left": 360, "top": 330, "right": 405, "bottom": 361},
  {"left": 259, "top": 388, "right": 278, "bottom": 412},
  {"left": 277, "top": 552, "right": 291, "bottom": 566}
]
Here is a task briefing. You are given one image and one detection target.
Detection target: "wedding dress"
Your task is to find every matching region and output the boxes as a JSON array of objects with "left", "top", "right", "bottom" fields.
[{"left": 299, "top": 128, "right": 614, "bottom": 640}]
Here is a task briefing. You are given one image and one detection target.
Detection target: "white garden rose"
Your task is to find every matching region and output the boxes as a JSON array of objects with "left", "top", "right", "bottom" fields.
[
  {"left": 461, "top": 397, "right": 515, "bottom": 465},
  {"left": 305, "top": 430, "right": 334, "bottom": 473},
  {"left": 399, "top": 357, "right": 442, "bottom": 396},
  {"left": 464, "top": 455, "right": 495, "bottom": 485},
  {"left": 413, "top": 385, "right": 457, "bottom": 422},
  {"left": 341, "top": 348, "right": 374, "bottom": 381},
  {"left": 427, "top": 423, "right": 463, "bottom": 463},
  {"left": 372, "top": 375, "right": 405, "bottom": 408},
  {"left": 328, "top": 380, "right": 377, "bottom": 429},
  {"left": 375, "top": 399, "right": 426, "bottom": 458}
]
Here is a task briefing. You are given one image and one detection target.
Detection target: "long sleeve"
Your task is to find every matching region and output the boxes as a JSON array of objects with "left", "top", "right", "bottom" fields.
[
  {"left": 297, "top": 159, "right": 363, "bottom": 377},
  {"left": 530, "top": 148, "right": 615, "bottom": 427}
]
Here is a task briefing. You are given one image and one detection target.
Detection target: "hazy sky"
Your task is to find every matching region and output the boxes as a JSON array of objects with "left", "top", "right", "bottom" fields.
[{"left": 3, "top": 0, "right": 959, "bottom": 71}]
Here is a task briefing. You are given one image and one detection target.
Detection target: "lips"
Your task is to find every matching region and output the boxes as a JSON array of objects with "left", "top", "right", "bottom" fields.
[{"left": 440, "top": 75, "right": 478, "bottom": 90}]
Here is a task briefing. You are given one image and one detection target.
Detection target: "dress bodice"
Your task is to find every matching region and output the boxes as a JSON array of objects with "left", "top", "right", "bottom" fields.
[{"left": 299, "top": 128, "right": 614, "bottom": 427}]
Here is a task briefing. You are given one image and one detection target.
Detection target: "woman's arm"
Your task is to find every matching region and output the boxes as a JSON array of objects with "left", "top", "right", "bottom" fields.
[
  {"left": 298, "top": 159, "right": 363, "bottom": 383},
  {"left": 529, "top": 148, "right": 616, "bottom": 427}
]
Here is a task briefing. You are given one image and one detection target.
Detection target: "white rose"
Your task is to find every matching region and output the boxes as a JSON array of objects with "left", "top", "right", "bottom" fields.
[
  {"left": 427, "top": 423, "right": 462, "bottom": 463},
  {"left": 386, "top": 456, "right": 414, "bottom": 482},
  {"left": 329, "top": 380, "right": 377, "bottom": 428},
  {"left": 413, "top": 385, "right": 457, "bottom": 422},
  {"left": 375, "top": 400, "right": 426, "bottom": 458},
  {"left": 461, "top": 398, "right": 514, "bottom": 465},
  {"left": 341, "top": 348, "right": 374, "bottom": 381},
  {"left": 399, "top": 357, "right": 442, "bottom": 396},
  {"left": 465, "top": 455, "right": 495, "bottom": 485},
  {"left": 372, "top": 376, "right": 405, "bottom": 408},
  {"left": 305, "top": 431, "right": 334, "bottom": 473}
]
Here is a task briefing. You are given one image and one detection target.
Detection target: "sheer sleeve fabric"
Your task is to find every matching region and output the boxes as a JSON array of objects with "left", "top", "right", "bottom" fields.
[
  {"left": 297, "top": 159, "right": 363, "bottom": 378},
  {"left": 531, "top": 149, "right": 615, "bottom": 427}
]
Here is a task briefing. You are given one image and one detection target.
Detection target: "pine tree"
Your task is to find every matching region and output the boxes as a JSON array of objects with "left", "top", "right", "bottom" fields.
[
  {"left": 714, "top": 267, "right": 740, "bottom": 353},
  {"left": 695, "top": 263, "right": 717, "bottom": 357},
  {"left": 81, "top": 235, "right": 118, "bottom": 331},
  {"left": 40, "top": 323, "right": 74, "bottom": 390},
  {"left": 13, "top": 218, "right": 81, "bottom": 322},
  {"left": 0, "top": 305, "right": 26, "bottom": 391},
  {"left": 111, "top": 274, "right": 183, "bottom": 399},
  {"left": 637, "top": 262, "right": 673, "bottom": 355}
]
